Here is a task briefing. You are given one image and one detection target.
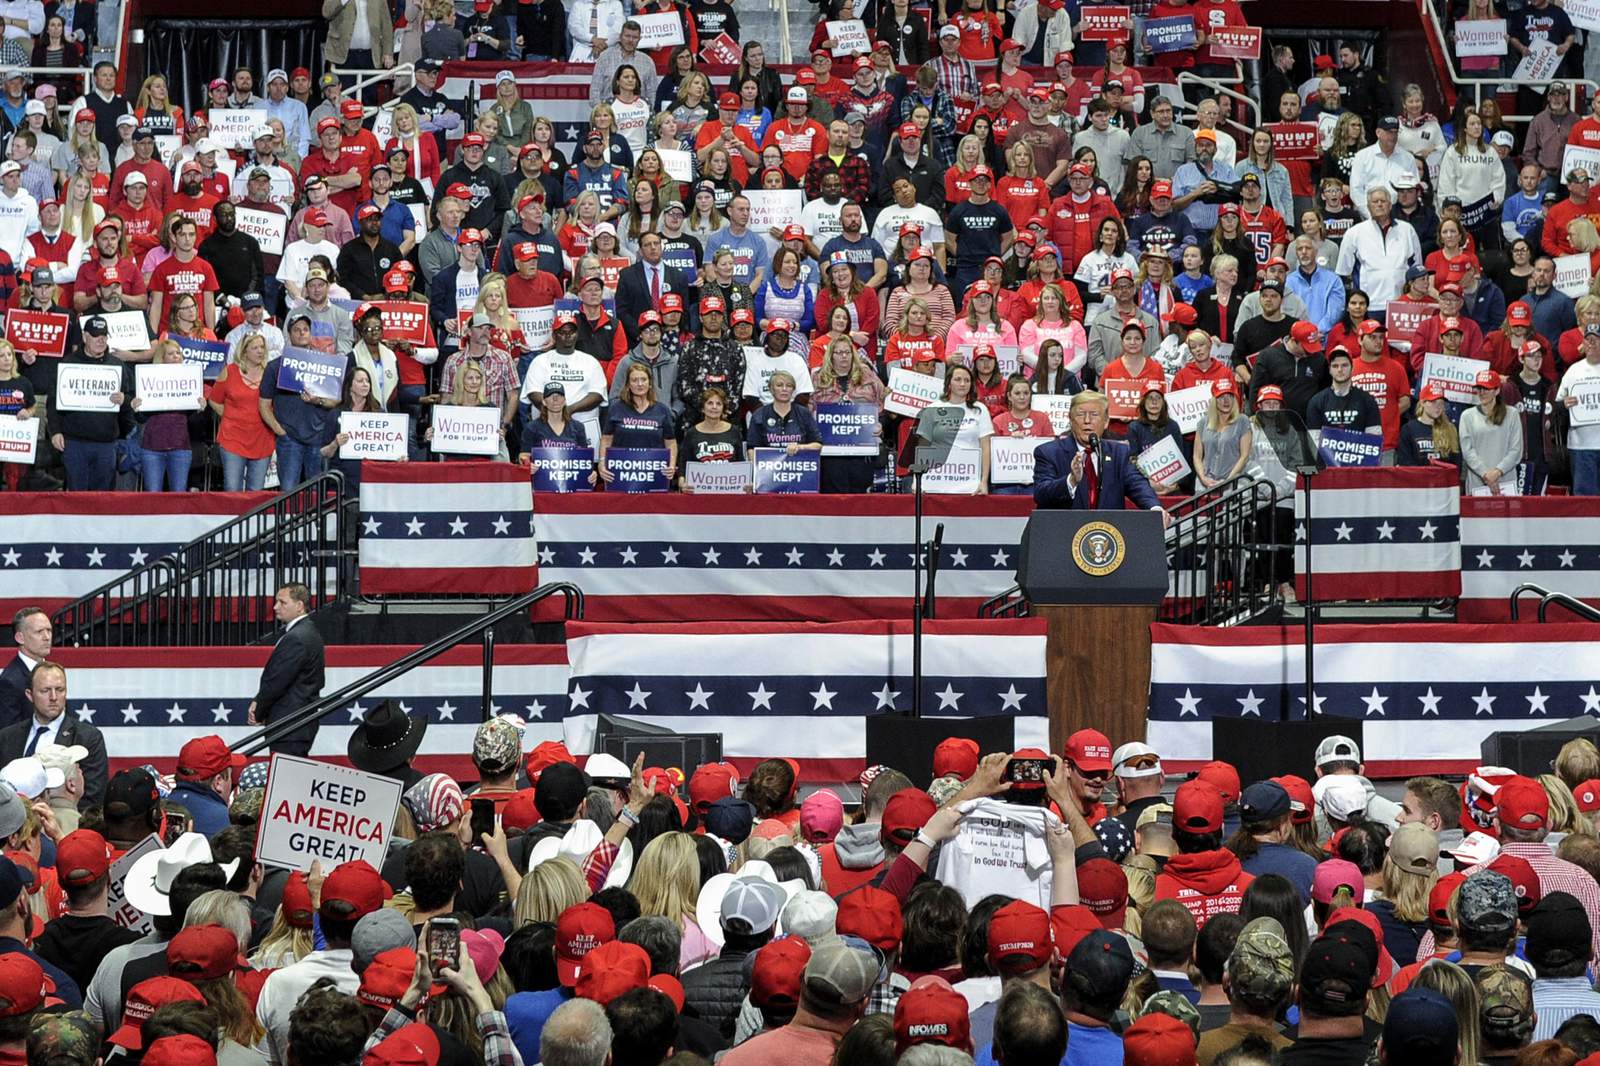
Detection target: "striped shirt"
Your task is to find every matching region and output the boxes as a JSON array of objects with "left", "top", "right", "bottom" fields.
[
  {"left": 1532, "top": 977, "right": 1600, "bottom": 1042},
  {"left": 1500, "top": 842, "right": 1600, "bottom": 966}
]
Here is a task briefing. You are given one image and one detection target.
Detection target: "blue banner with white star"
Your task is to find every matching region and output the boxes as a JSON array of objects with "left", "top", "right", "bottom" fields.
[
  {"left": 1147, "top": 622, "right": 1600, "bottom": 776},
  {"left": 563, "top": 620, "right": 1049, "bottom": 780}
]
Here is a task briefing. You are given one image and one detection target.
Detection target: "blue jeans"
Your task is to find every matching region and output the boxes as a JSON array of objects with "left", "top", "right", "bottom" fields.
[
  {"left": 1573, "top": 449, "right": 1600, "bottom": 496},
  {"left": 63, "top": 438, "right": 116, "bottom": 490},
  {"left": 221, "top": 447, "right": 270, "bottom": 491},
  {"left": 396, "top": 383, "right": 427, "bottom": 460},
  {"left": 276, "top": 437, "right": 324, "bottom": 490},
  {"left": 141, "top": 448, "right": 192, "bottom": 492}
]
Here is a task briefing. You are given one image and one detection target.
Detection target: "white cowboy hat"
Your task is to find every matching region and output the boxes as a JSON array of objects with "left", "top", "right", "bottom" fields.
[
  {"left": 695, "top": 860, "right": 807, "bottom": 948},
  {"left": 124, "top": 832, "right": 240, "bottom": 916},
  {"left": 526, "top": 820, "right": 634, "bottom": 889}
]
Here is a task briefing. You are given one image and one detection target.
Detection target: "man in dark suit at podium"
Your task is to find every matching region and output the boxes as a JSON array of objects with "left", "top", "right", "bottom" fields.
[
  {"left": 0, "top": 608, "right": 52, "bottom": 731},
  {"left": 247, "top": 583, "right": 326, "bottom": 758},
  {"left": 1032, "top": 390, "right": 1170, "bottom": 526}
]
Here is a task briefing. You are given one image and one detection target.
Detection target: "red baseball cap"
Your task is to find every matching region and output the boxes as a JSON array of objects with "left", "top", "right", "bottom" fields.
[
  {"left": 282, "top": 871, "right": 315, "bottom": 928},
  {"left": 1430, "top": 872, "right": 1467, "bottom": 926},
  {"left": 837, "top": 886, "right": 904, "bottom": 951},
  {"left": 175, "top": 735, "right": 246, "bottom": 781},
  {"left": 316, "top": 116, "right": 339, "bottom": 134},
  {"left": 1164, "top": 303, "right": 1199, "bottom": 327},
  {"left": 444, "top": 182, "right": 473, "bottom": 201},
  {"left": 700, "top": 295, "right": 726, "bottom": 315},
  {"left": 556, "top": 902, "right": 616, "bottom": 986},
  {"left": 359, "top": 948, "right": 439, "bottom": 1009},
  {"left": 512, "top": 241, "right": 539, "bottom": 263},
  {"left": 320, "top": 859, "right": 392, "bottom": 920},
  {"left": 575, "top": 940, "right": 651, "bottom": 1005},
  {"left": 74, "top": 107, "right": 93, "bottom": 123},
  {"left": 795, "top": 68, "right": 817, "bottom": 85},
  {"left": 1077, "top": 858, "right": 1129, "bottom": 928},
  {"left": 881, "top": 788, "right": 937, "bottom": 845},
  {"left": 143, "top": 1036, "right": 219, "bottom": 1066},
  {"left": 304, "top": 208, "right": 328, "bottom": 227},
  {"left": 501, "top": 789, "right": 539, "bottom": 832},
  {"left": 1290, "top": 320, "right": 1324, "bottom": 353},
  {"left": 1195, "top": 761, "right": 1241, "bottom": 804},
  {"left": 750, "top": 937, "right": 811, "bottom": 1007},
  {"left": 1064, "top": 728, "right": 1113, "bottom": 773},
  {"left": 731, "top": 307, "right": 756, "bottom": 325},
  {"left": 1151, "top": 180, "right": 1173, "bottom": 198},
  {"left": 660, "top": 292, "right": 685, "bottom": 313},
  {"left": 364, "top": 1023, "right": 441, "bottom": 1066},
  {"left": 383, "top": 268, "right": 411, "bottom": 293},
  {"left": 1488, "top": 853, "right": 1542, "bottom": 915},
  {"left": 637, "top": 309, "right": 663, "bottom": 331},
  {"left": 898, "top": 121, "right": 920, "bottom": 140},
  {"left": 1496, "top": 776, "right": 1550, "bottom": 831},
  {"left": 933, "top": 737, "right": 980, "bottom": 779},
  {"left": 1574, "top": 779, "right": 1600, "bottom": 813},
  {"left": 971, "top": 164, "right": 994, "bottom": 180},
  {"left": 986, "top": 901, "right": 1053, "bottom": 971},
  {"left": 1508, "top": 301, "right": 1533, "bottom": 325},
  {"left": 461, "top": 132, "right": 487, "bottom": 148},
  {"left": 526, "top": 740, "right": 576, "bottom": 781},
  {"left": 110, "top": 976, "right": 201, "bottom": 1048},
  {"left": 1049, "top": 903, "right": 1104, "bottom": 957},
  {"left": 55, "top": 829, "right": 111, "bottom": 887},
  {"left": 1419, "top": 382, "right": 1448, "bottom": 402},
  {"left": 781, "top": 223, "right": 807, "bottom": 241},
  {"left": 719, "top": 92, "right": 741, "bottom": 110},
  {"left": 1439, "top": 315, "right": 1464, "bottom": 334},
  {"left": 166, "top": 924, "right": 243, "bottom": 981},
  {"left": 1475, "top": 368, "right": 1502, "bottom": 389},
  {"left": 1172, "top": 780, "right": 1224, "bottom": 834},
  {"left": 357, "top": 203, "right": 382, "bottom": 221},
  {"left": 688, "top": 763, "right": 739, "bottom": 811},
  {"left": 340, "top": 99, "right": 364, "bottom": 119},
  {"left": 1124, "top": 1012, "right": 1198, "bottom": 1066},
  {"left": 1272, "top": 774, "right": 1314, "bottom": 824},
  {"left": 894, "top": 980, "right": 971, "bottom": 1054},
  {"left": 1256, "top": 385, "right": 1285, "bottom": 404},
  {"left": 1356, "top": 319, "right": 1387, "bottom": 337}
]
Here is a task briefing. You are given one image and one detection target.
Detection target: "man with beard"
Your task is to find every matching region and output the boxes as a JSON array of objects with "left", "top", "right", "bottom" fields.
[
  {"left": 168, "top": 161, "right": 221, "bottom": 241},
  {"left": 198, "top": 201, "right": 264, "bottom": 303},
  {"left": 71, "top": 219, "right": 147, "bottom": 312},
  {"left": 338, "top": 204, "right": 405, "bottom": 300},
  {"left": 362, "top": 163, "right": 416, "bottom": 256}
]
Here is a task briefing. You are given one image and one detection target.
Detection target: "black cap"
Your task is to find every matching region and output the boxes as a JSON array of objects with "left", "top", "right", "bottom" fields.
[
  {"left": 705, "top": 796, "right": 757, "bottom": 843},
  {"left": 1259, "top": 278, "right": 1284, "bottom": 293},
  {"left": 1240, "top": 171, "right": 1261, "bottom": 183},
  {"left": 1525, "top": 891, "right": 1592, "bottom": 968},
  {"left": 82, "top": 315, "right": 108, "bottom": 336},
  {"left": 534, "top": 761, "right": 589, "bottom": 820},
  {"left": 542, "top": 380, "right": 566, "bottom": 397},
  {"left": 1302, "top": 927, "right": 1377, "bottom": 1015},
  {"left": 416, "top": 58, "right": 443, "bottom": 72},
  {"left": 1376, "top": 116, "right": 1399, "bottom": 131},
  {"left": 105, "top": 767, "right": 160, "bottom": 820},
  {"left": 1238, "top": 781, "right": 1290, "bottom": 822},
  {"left": 0, "top": 856, "right": 31, "bottom": 910},
  {"left": 132, "top": 125, "right": 155, "bottom": 140},
  {"left": 1064, "top": 930, "right": 1135, "bottom": 1005}
]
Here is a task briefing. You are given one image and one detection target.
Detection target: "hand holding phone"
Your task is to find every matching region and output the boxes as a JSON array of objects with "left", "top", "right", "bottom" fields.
[{"left": 427, "top": 918, "right": 461, "bottom": 972}]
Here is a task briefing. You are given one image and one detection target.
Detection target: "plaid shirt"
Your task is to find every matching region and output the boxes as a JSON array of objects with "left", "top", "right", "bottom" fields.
[
  {"left": 932, "top": 52, "right": 979, "bottom": 104},
  {"left": 865, "top": 972, "right": 911, "bottom": 1017},
  {"left": 803, "top": 153, "right": 873, "bottom": 204},
  {"left": 440, "top": 345, "right": 519, "bottom": 408},
  {"left": 366, "top": 1006, "right": 525, "bottom": 1066},
  {"left": 1499, "top": 842, "right": 1600, "bottom": 964},
  {"left": 900, "top": 90, "right": 960, "bottom": 170}
]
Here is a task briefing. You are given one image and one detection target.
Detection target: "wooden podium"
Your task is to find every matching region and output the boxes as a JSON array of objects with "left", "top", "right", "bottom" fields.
[{"left": 1016, "top": 510, "right": 1168, "bottom": 755}]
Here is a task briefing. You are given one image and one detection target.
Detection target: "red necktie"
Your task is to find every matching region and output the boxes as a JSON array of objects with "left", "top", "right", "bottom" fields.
[
  {"left": 1085, "top": 447, "right": 1100, "bottom": 508},
  {"left": 651, "top": 265, "right": 661, "bottom": 303}
]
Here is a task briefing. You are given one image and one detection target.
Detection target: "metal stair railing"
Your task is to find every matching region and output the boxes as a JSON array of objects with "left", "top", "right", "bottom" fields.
[
  {"left": 1510, "top": 582, "right": 1600, "bottom": 624},
  {"left": 232, "top": 581, "right": 584, "bottom": 755},
  {"left": 52, "top": 473, "right": 347, "bottom": 648}
]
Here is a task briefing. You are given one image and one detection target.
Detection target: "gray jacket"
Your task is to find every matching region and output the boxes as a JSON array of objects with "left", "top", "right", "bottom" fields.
[
  {"left": 1127, "top": 122, "right": 1195, "bottom": 180},
  {"left": 609, "top": 346, "right": 682, "bottom": 415},
  {"left": 1086, "top": 304, "right": 1159, "bottom": 378}
]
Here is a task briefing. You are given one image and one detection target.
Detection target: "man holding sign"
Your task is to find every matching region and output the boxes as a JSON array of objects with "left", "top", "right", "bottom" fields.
[
  {"left": 45, "top": 318, "right": 133, "bottom": 491},
  {"left": 1558, "top": 322, "right": 1600, "bottom": 493},
  {"left": 1032, "top": 390, "right": 1167, "bottom": 525}
]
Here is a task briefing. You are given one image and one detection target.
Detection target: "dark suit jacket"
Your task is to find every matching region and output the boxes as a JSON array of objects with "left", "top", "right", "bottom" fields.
[
  {"left": 615, "top": 260, "right": 691, "bottom": 349},
  {"left": 0, "top": 712, "right": 108, "bottom": 809},
  {"left": 254, "top": 618, "right": 327, "bottom": 747},
  {"left": 1032, "top": 435, "right": 1161, "bottom": 511},
  {"left": 0, "top": 655, "right": 30, "bottom": 732}
]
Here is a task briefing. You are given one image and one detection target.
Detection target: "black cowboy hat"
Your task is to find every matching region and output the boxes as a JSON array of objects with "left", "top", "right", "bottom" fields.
[{"left": 347, "top": 699, "right": 428, "bottom": 773}]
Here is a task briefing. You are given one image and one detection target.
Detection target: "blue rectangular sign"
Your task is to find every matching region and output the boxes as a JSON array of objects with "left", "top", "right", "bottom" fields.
[
  {"left": 174, "top": 337, "right": 230, "bottom": 382},
  {"left": 815, "top": 403, "right": 881, "bottom": 456},
  {"left": 607, "top": 447, "right": 672, "bottom": 493},
  {"left": 530, "top": 446, "right": 595, "bottom": 493},
  {"left": 1317, "top": 428, "right": 1383, "bottom": 467},
  {"left": 753, "top": 448, "right": 821, "bottom": 493},
  {"left": 276, "top": 346, "right": 347, "bottom": 401},
  {"left": 1146, "top": 14, "right": 1197, "bottom": 53}
]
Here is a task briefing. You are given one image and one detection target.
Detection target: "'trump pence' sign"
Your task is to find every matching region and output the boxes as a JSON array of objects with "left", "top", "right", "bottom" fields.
[{"left": 257, "top": 754, "right": 403, "bottom": 870}]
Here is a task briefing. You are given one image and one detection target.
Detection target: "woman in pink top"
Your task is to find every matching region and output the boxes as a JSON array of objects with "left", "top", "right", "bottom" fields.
[
  {"left": 631, "top": 832, "right": 719, "bottom": 970},
  {"left": 1019, "top": 283, "right": 1089, "bottom": 376},
  {"left": 945, "top": 281, "right": 1018, "bottom": 361}
]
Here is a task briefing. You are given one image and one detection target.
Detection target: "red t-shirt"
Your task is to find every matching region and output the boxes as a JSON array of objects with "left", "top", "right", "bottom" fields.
[
  {"left": 75, "top": 256, "right": 150, "bottom": 298},
  {"left": 118, "top": 202, "right": 166, "bottom": 257},
  {"left": 993, "top": 409, "right": 1057, "bottom": 437},
  {"left": 762, "top": 118, "right": 828, "bottom": 182},
  {"left": 168, "top": 191, "right": 222, "bottom": 242},
  {"left": 1192, "top": 0, "right": 1247, "bottom": 64},
  {"left": 149, "top": 254, "right": 220, "bottom": 327},
  {"left": 883, "top": 331, "right": 944, "bottom": 369},
  {"left": 300, "top": 149, "right": 370, "bottom": 219},
  {"left": 1171, "top": 357, "right": 1234, "bottom": 392},
  {"left": 954, "top": 9, "right": 1004, "bottom": 62},
  {"left": 694, "top": 121, "right": 759, "bottom": 185},
  {"left": 1349, "top": 353, "right": 1412, "bottom": 449}
]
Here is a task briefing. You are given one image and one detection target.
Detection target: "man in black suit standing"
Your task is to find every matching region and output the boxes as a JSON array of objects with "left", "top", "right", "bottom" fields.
[
  {"left": 0, "top": 662, "right": 107, "bottom": 809},
  {"left": 247, "top": 583, "right": 326, "bottom": 758},
  {"left": 0, "top": 608, "right": 52, "bottom": 731},
  {"left": 615, "top": 231, "right": 691, "bottom": 350}
]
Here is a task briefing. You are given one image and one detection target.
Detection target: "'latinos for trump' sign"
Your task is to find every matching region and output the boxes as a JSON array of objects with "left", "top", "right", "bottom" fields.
[
  {"left": 4, "top": 310, "right": 68, "bottom": 356},
  {"left": 1420, "top": 353, "right": 1492, "bottom": 405},
  {"left": 257, "top": 755, "right": 403, "bottom": 871},
  {"left": 338, "top": 413, "right": 409, "bottom": 461},
  {"left": 0, "top": 416, "right": 35, "bottom": 464},
  {"left": 885, "top": 368, "right": 944, "bottom": 417},
  {"left": 277, "top": 346, "right": 348, "bottom": 402},
  {"left": 1135, "top": 436, "right": 1191, "bottom": 485}
]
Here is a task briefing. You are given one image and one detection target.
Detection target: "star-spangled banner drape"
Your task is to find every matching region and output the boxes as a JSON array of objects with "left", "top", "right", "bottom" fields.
[
  {"left": 1293, "top": 466, "right": 1462, "bottom": 602},
  {"left": 563, "top": 620, "right": 1049, "bottom": 781},
  {"left": 1147, "top": 622, "right": 1600, "bottom": 776},
  {"left": 359, "top": 462, "right": 538, "bottom": 595}
]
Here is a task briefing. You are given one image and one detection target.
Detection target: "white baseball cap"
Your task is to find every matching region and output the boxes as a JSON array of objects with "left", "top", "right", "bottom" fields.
[
  {"left": 1314, "top": 734, "right": 1361, "bottom": 767},
  {"left": 0, "top": 757, "right": 63, "bottom": 799},
  {"left": 1111, "top": 741, "right": 1164, "bottom": 779},
  {"left": 1317, "top": 776, "right": 1371, "bottom": 822},
  {"left": 1449, "top": 830, "right": 1501, "bottom": 868}
]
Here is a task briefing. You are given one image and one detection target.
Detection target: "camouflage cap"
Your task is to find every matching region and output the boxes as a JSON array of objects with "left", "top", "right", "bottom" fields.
[
  {"left": 28, "top": 1010, "right": 97, "bottom": 1066},
  {"left": 1138, "top": 989, "right": 1201, "bottom": 1039},
  {"left": 472, "top": 716, "right": 522, "bottom": 775},
  {"left": 1475, "top": 963, "right": 1535, "bottom": 1043},
  {"left": 229, "top": 787, "right": 265, "bottom": 823},
  {"left": 1459, "top": 871, "right": 1518, "bottom": 933},
  {"left": 1228, "top": 916, "right": 1295, "bottom": 1000}
]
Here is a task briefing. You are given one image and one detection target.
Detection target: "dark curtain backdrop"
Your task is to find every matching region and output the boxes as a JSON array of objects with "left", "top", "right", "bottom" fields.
[{"left": 142, "top": 19, "right": 324, "bottom": 116}]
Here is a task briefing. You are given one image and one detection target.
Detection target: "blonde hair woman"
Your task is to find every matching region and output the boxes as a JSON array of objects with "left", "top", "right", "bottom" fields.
[
  {"left": 1411, "top": 961, "right": 1480, "bottom": 1066},
  {"left": 631, "top": 832, "right": 717, "bottom": 969},
  {"left": 1194, "top": 380, "right": 1252, "bottom": 489},
  {"left": 60, "top": 172, "right": 103, "bottom": 244},
  {"left": 1541, "top": 774, "right": 1596, "bottom": 838},
  {"left": 1556, "top": 739, "right": 1600, "bottom": 792},
  {"left": 997, "top": 140, "right": 1051, "bottom": 232},
  {"left": 513, "top": 856, "right": 587, "bottom": 926},
  {"left": 483, "top": 72, "right": 534, "bottom": 155},
  {"left": 388, "top": 102, "right": 441, "bottom": 185},
  {"left": 945, "top": 133, "right": 987, "bottom": 205},
  {"left": 1368, "top": 822, "right": 1440, "bottom": 965},
  {"left": 472, "top": 274, "right": 518, "bottom": 337}
]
